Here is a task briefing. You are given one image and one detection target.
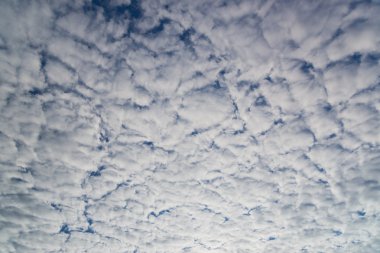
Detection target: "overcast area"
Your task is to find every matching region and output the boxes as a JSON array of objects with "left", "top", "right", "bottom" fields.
[{"left": 0, "top": 0, "right": 379, "bottom": 252}]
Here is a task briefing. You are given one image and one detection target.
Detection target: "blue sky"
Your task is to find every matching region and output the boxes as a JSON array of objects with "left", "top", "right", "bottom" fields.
[{"left": 0, "top": 0, "right": 379, "bottom": 252}]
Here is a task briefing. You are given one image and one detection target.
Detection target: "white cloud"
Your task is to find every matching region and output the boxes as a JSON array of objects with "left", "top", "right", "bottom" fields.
[{"left": 0, "top": 0, "right": 379, "bottom": 252}]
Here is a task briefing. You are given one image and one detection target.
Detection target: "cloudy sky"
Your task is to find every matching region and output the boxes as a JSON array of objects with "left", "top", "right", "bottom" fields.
[{"left": 0, "top": 0, "right": 380, "bottom": 252}]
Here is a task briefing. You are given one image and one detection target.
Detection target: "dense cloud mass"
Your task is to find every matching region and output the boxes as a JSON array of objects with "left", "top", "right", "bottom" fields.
[{"left": 0, "top": 0, "right": 380, "bottom": 252}]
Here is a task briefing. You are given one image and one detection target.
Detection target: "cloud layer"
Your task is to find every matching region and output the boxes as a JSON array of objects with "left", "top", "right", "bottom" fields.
[{"left": 0, "top": 0, "right": 379, "bottom": 252}]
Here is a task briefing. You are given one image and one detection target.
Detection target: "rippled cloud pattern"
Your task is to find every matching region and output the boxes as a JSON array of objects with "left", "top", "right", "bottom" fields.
[{"left": 0, "top": 0, "right": 380, "bottom": 252}]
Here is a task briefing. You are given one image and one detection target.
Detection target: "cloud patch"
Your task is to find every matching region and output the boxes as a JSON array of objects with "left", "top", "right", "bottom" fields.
[{"left": 0, "top": 0, "right": 379, "bottom": 252}]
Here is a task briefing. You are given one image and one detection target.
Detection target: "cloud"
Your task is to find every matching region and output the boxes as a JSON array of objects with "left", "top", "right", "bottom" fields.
[{"left": 0, "top": 0, "right": 379, "bottom": 252}]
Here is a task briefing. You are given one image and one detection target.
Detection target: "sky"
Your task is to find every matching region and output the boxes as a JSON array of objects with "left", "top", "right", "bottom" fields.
[{"left": 0, "top": 0, "right": 379, "bottom": 252}]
